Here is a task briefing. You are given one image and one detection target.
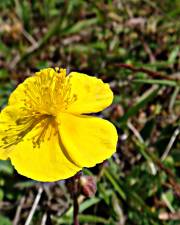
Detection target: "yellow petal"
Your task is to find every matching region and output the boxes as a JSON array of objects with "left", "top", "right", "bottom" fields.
[
  {"left": 66, "top": 72, "right": 113, "bottom": 114},
  {"left": 8, "top": 76, "right": 36, "bottom": 106},
  {"left": 0, "top": 149, "right": 9, "bottom": 160},
  {"left": 58, "top": 113, "right": 118, "bottom": 167},
  {"left": 8, "top": 68, "right": 56, "bottom": 108},
  {"left": 0, "top": 105, "right": 24, "bottom": 160},
  {"left": 0, "top": 105, "right": 81, "bottom": 181},
  {"left": 8, "top": 125, "right": 81, "bottom": 182}
]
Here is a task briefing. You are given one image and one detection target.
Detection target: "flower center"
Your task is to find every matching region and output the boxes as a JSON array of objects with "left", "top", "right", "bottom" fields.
[
  {"left": 0, "top": 68, "right": 76, "bottom": 149},
  {"left": 22, "top": 68, "right": 77, "bottom": 116}
]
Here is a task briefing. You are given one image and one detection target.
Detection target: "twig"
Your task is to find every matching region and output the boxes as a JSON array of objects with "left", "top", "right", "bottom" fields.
[
  {"left": 25, "top": 186, "right": 43, "bottom": 225},
  {"left": 9, "top": 16, "right": 62, "bottom": 70},
  {"left": 150, "top": 154, "right": 180, "bottom": 198},
  {"left": 9, "top": 43, "right": 39, "bottom": 70},
  {"left": 171, "top": 72, "right": 180, "bottom": 80},
  {"left": 142, "top": 40, "right": 156, "bottom": 63},
  {"left": 115, "top": 63, "right": 176, "bottom": 80},
  {"left": 161, "top": 126, "right": 180, "bottom": 161},
  {"left": 128, "top": 121, "right": 157, "bottom": 175},
  {"left": 159, "top": 211, "right": 180, "bottom": 220},
  {"left": 22, "top": 29, "right": 37, "bottom": 46},
  {"left": 13, "top": 196, "right": 26, "bottom": 225},
  {"left": 41, "top": 213, "right": 47, "bottom": 225},
  {"left": 127, "top": 121, "right": 144, "bottom": 143}
]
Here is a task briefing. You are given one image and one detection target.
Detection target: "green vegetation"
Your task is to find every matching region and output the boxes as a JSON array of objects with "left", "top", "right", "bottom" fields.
[{"left": 0, "top": 0, "right": 179, "bottom": 224}]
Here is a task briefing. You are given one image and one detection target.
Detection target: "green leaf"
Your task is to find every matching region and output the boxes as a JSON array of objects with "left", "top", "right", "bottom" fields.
[
  {"left": 0, "top": 215, "right": 12, "bottom": 225},
  {"left": 0, "top": 69, "right": 8, "bottom": 79},
  {"left": 161, "top": 190, "right": 174, "bottom": 212},
  {"left": 0, "top": 160, "right": 13, "bottom": 175},
  {"left": 0, "top": 188, "right": 4, "bottom": 200}
]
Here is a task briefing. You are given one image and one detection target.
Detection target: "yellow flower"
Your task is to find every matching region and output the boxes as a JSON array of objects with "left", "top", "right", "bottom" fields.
[{"left": 0, "top": 68, "right": 118, "bottom": 182}]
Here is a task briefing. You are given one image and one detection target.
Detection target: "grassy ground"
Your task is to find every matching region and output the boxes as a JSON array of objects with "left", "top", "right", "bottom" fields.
[{"left": 0, "top": 0, "right": 180, "bottom": 224}]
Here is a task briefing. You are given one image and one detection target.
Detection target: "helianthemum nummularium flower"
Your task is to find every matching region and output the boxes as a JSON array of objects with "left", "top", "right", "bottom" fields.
[{"left": 0, "top": 68, "right": 118, "bottom": 182}]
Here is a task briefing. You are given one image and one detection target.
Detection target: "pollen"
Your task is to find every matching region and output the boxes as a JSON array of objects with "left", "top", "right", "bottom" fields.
[
  {"left": 0, "top": 68, "right": 77, "bottom": 150},
  {"left": 21, "top": 68, "right": 77, "bottom": 116}
]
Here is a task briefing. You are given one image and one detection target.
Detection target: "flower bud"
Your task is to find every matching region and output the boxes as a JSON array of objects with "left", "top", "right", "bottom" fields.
[{"left": 80, "top": 176, "right": 97, "bottom": 197}]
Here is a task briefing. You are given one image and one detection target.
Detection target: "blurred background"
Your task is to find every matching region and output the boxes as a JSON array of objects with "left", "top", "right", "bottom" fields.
[{"left": 0, "top": 0, "right": 180, "bottom": 224}]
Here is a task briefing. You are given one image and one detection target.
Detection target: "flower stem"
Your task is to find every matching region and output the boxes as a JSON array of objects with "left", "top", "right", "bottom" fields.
[
  {"left": 66, "top": 173, "right": 81, "bottom": 225},
  {"left": 73, "top": 191, "right": 79, "bottom": 225}
]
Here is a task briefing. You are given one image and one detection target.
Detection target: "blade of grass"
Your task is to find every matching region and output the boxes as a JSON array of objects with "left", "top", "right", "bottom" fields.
[
  {"left": 104, "top": 168, "right": 159, "bottom": 219},
  {"left": 14, "top": 17, "right": 99, "bottom": 67},
  {"left": 169, "top": 86, "right": 180, "bottom": 112},
  {"left": 118, "top": 85, "right": 159, "bottom": 124},
  {"left": 65, "top": 197, "right": 100, "bottom": 216},
  {"left": 62, "top": 18, "right": 98, "bottom": 36},
  {"left": 133, "top": 79, "right": 178, "bottom": 87},
  {"left": 134, "top": 139, "right": 157, "bottom": 175},
  {"left": 56, "top": 214, "right": 109, "bottom": 224},
  {"left": 104, "top": 169, "right": 126, "bottom": 200}
]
